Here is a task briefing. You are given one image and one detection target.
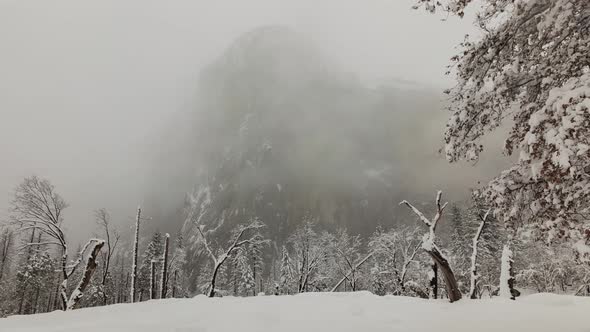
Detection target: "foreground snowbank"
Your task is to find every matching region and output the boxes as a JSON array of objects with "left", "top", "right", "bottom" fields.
[{"left": 1, "top": 292, "right": 587, "bottom": 332}]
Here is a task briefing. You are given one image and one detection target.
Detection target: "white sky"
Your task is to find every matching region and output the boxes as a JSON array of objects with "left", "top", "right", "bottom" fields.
[{"left": 0, "top": 0, "right": 478, "bottom": 241}]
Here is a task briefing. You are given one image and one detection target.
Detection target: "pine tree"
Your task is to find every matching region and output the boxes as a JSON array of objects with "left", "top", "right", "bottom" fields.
[
  {"left": 447, "top": 205, "right": 471, "bottom": 293},
  {"left": 170, "top": 233, "right": 187, "bottom": 298},
  {"left": 279, "top": 246, "right": 293, "bottom": 294},
  {"left": 248, "top": 230, "right": 265, "bottom": 295},
  {"left": 137, "top": 232, "right": 164, "bottom": 300},
  {"left": 236, "top": 249, "right": 256, "bottom": 296},
  {"left": 15, "top": 252, "right": 55, "bottom": 314}
]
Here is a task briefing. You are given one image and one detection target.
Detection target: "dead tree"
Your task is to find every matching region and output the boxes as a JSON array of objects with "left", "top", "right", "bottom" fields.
[
  {"left": 95, "top": 208, "right": 120, "bottom": 305},
  {"left": 400, "top": 190, "right": 462, "bottom": 302},
  {"left": 130, "top": 207, "right": 142, "bottom": 303},
  {"left": 330, "top": 253, "right": 373, "bottom": 292},
  {"left": 10, "top": 176, "right": 105, "bottom": 310},
  {"left": 0, "top": 229, "right": 13, "bottom": 281},
  {"left": 500, "top": 244, "right": 519, "bottom": 300},
  {"left": 66, "top": 239, "right": 105, "bottom": 310},
  {"left": 469, "top": 209, "right": 490, "bottom": 299},
  {"left": 150, "top": 260, "right": 157, "bottom": 300},
  {"left": 197, "top": 219, "right": 267, "bottom": 298},
  {"left": 160, "top": 233, "right": 170, "bottom": 299},
  {"left": 429, "top": 263, "right": 438, "bottom": 299}
]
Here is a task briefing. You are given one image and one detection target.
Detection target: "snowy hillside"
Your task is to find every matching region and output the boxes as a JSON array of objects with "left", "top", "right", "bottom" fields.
[{"left": 1, "top": 292, "right": 587, "bottom": 332}]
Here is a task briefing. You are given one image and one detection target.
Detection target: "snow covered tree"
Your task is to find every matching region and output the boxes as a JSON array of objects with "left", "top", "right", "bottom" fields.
[
  {"left": 0, "top": 228, "right": 13, "bottom": 281},
  {"left": 235, "top": 249, "right": 256, "bottom": 296},
  {"left": 516, "top": 242, "right": 579, "bottom": 294},
  {"left": 328, "top": 229, "right": 373, "bottom": 292},
  {"left": 499, "top": 245, "right": 518, "bottom": 300},
  {"left": 248, "top": 228, "right": 266, "bottom": 295},
  {"left": 415, "top": 0, "right": 590, "bottom": 254},
  {"left": 65, "top": 239, "right": 105, "bottom": 310},
  {"left": 468, "top": 208, "right": 491, "bottom": 299},
  {"left": 95, "top": 208, "right": 120, "bottom": 305},
  {"left": 400, "top": 191, "right": 462, "bottom": 302},
  {"left": 278, "top": 245, "right": 294, "bottom": 294},
  {"left": 197, "top": 219, "right": 267, "bottom": 297},
  {"left": 137, "top": 231, "right": 164, "bottom": 300},
  {"left": 169, "top": 233, "right": 187, "bottom": 298},
  {"left": 286, "top": 220, "right": 330, "bottom": 293},
  {"left": 15, "top": 251, "right": 55, "bottom": 314},
  {"left": 328, "top": 229, "right": 363, "bottom": 291},
  {"left": 446, "top": 204, "right": 471, "bottom": 293},
  {"left": 160, "top": 233, "right": 170, "bottom": 299},
  {"left": 130, "top": 206, "right": 150, "bottom": 303},
  {"left": 368, "top": 226, "right": 423, "bottom": 295},
  {"left": 468, "top": 201, "right": 506, "bottom": 298},
  {"left": 10, "top": 176, "right": 105, "bottom": 310}
]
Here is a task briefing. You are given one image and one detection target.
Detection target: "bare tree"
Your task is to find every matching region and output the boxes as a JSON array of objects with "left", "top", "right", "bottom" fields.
[
  {"left": 329, "top": 229, "right": 364, "bottom": 291},
  {"left": 160, "top": 233, "right": 170, "bottom": 299},
  {"left": 10, "top": 176, "right": 104, "bottom": 310},
  {"left": 330, "top": 253, "right": 373, "bottom": 292},
  {"left": 95, "top": 208, "right": 120, "bottom": 305},
  {"left": 469, "top": 209, "right": 490, "bottom": 299},
  {"left": 197, "top": 219, "right": 267, "bottom": 297},
  {"left": 150, "top": 260, "right": 157, "bottom": 300},
  {"left": 130, "top": 206, "right": 150, "bottom": 303},
  {"left": 0, "top": 228, "right": 13, "bottom": 281},
  {"left": 400, "top": 191, "right": 462, "bottom": 302},
  {"left": 369, "top": 226, "right": 423, "bottom": 294},
  {"left": 287, "top": 221, "right": 329, "bottom": 293}
]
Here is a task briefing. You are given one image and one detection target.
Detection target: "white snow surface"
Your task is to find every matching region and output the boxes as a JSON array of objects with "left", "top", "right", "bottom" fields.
[{"left": 1, "top": 292, "right": 588, "bottom": 332}]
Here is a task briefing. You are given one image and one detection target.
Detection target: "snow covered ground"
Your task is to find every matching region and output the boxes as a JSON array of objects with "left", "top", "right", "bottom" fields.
[{"left": 1, "top": 292, "right": 587, "bottom": 332}]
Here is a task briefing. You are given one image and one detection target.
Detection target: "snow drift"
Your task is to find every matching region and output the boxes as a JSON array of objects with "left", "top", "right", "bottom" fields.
[{"left": 0, "top": 292, "right": 587, "bottom": 332}]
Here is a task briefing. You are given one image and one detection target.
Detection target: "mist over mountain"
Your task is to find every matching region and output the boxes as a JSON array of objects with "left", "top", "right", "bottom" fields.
[{"left": 141, "top": 26, "right": 506, "bottom": 249}]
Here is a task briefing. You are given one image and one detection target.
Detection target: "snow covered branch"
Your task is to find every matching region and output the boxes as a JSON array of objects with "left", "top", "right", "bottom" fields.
[
  {"left": 400, "top": 191, "right": 462, "bottom": 302},
  {"left": 469, "top": 209, "right": 490, "bottom": 299},
  {"left": 197, "top": 219, "right": 267, "bottom": 297}
]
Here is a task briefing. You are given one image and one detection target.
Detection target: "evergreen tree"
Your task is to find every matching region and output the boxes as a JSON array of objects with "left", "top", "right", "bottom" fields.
[
  {"left": 236, "top": 249, "right": 256, "bottom": 296},
  {"left": 170, "top": 233, "right": 187, "bottom": 298},
  {"left": 137, "top": 232, "right": 164, "bottom": 300},
  {"left": 279, "top": 246, "right": 293, "bottom": 294}
]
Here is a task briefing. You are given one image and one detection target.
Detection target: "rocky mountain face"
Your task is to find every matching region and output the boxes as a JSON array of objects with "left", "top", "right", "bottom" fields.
[{"left": 179, "top": 26, "right": 445, "bottom": 258}]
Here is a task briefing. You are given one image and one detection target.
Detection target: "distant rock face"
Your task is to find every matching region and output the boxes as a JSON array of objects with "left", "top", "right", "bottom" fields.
[{"left": 180, "top": 26, "right": 442, "bottom": 265}]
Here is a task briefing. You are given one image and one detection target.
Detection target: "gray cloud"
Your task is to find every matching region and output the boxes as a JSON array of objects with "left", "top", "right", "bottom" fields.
[{"left": 0, "top": 0, "right": 490, "bottom": 244}]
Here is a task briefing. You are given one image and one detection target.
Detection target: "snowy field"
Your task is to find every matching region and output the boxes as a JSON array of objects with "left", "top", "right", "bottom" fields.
[{"left": 0, "top": 292, "right": 588, "bottom": 332}]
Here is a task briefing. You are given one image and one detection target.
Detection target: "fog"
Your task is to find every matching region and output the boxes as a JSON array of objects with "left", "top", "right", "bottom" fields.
[{"left": 0, "top": 0, "right": 501, "bottom": 244}]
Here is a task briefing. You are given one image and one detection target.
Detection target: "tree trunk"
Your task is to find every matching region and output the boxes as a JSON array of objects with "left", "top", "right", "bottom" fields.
[
  {"left": 66, "top": 240, "right": 105, "bottom": 310},
  {"left": 150, "top": 260, "right": 157, "bottom": 300},
  {"left": 160, "top": 235, "right": 170, "bottom": 299},
  {"left": 32, "top": 287, "right": 40, "bottom": 314},
  {"left": 52, "top": 274, "right": 61, "bottom": 312},
  {"left": 46, "top": 287, "right": 53, "bottom": 313},
  {"left": 429, "top": 262, "right": 438, "bottom": 299},
  {"left": 208, "top": 263, "right": 222, "bottom": 297},
  {"left": 427, "top": 248, "right": 462, "bottom": 302},
  {"left": 499, "top": 245, "right": 519, "bottom": 300},
  {"left": 130, "top": 206, "right": 141, "bottom": 303},
  {"left": 172, "top": 270, "right": 178, "bottom": 298}
]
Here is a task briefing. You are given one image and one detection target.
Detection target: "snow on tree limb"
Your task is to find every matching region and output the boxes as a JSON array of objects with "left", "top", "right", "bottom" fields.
[
  {"left": 197, "top": 219, "right": 268, "bottom": 297},
  {"left": 66, "top": 239, "right": 105, "bottom": 310},
  {"left": 415, "top": 0, "right": 590, "bottom": 250},
  {"left": 400, "top": 191, "right": 462, "bottom": 302},
  {"left": 330, "top": 253, "right": 373, "bottom": 292},
  {"left": 469, "top": 208, "right": 491, "bottom": 299},
  {"left": 399, "top": 201, "right": 432, "bottom": 227}
]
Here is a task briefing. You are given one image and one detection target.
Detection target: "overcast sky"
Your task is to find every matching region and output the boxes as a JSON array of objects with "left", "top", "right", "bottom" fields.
[{"left": 0, "top": 0, "right": 478, "bottom": 242}]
